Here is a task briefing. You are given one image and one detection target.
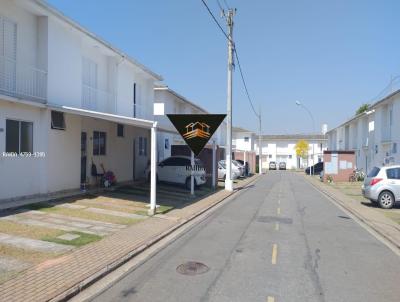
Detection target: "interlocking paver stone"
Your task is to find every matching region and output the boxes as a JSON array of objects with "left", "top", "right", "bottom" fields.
[{"left": 0, "top": 257, "right": 30, "bottom": 275}]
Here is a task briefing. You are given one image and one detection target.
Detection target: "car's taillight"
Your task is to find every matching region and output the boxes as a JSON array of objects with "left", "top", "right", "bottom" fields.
[{"left": 370, "top": 178, "right": 383, "bottom": 186}]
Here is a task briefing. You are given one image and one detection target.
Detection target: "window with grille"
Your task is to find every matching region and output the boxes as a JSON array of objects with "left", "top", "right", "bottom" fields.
[{"left": 51, "top": 111, "right": 66, "bottom": 130}]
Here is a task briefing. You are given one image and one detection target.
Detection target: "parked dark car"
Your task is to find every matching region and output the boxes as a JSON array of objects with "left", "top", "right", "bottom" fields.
[
  {"left": 269, "top": 161, "right": 277, "bottom": 170},
  {"left": 305, "top": 162, "right": 324, "bottom": 175},
  {"left": 278, "top": 162, "right": 286, "bottom": 170}
]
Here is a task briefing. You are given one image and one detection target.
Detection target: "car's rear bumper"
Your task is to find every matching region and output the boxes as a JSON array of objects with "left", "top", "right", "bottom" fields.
[{"left": 362, "top": 187, "right": 377, "bottom": 201}]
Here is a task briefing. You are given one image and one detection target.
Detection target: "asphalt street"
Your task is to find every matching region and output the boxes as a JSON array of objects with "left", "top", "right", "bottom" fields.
[{"left": 92, "top": 172, "right": 400, "bottom": 302}]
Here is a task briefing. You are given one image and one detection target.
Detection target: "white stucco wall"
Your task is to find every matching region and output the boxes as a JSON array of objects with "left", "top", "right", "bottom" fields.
[
  {"left": 0, "top": 101, "right": 47, "bottom": 200},
  {"left": 326, "top": 93, "right": 400, "bottom": 173}
]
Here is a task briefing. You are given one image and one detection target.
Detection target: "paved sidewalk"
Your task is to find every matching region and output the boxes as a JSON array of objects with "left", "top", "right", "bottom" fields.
[
  {"left": 304, "top": 175, "right": 400, "bottom": 250},
  {"left": 0, "top": 176, "right": 259, "bottom": 302}
]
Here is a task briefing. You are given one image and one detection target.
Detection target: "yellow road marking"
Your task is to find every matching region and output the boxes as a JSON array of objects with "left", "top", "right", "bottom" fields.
[
  {"left": 277, "top": 207, "right": 281, "bottom": 215},
  {"left": 271, "top": 244, "right": 278, "bottom": 264},
  {"left": 267, "top": 297, "right": 275, "bottom": 302},
  {"left": 275, "top": 222, "right": 279, "bottom": 231}
]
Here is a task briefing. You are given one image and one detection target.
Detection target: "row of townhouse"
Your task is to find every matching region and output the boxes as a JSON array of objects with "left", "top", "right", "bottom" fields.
[
  {"left": 327, "top": 90, "right": 400, "bottom": 173},
  {"left": 0, "top": 0, "right": 226, "bottom": 202},
  {"left": 233, "top": 127, "right": 327, "bottom": 170}
]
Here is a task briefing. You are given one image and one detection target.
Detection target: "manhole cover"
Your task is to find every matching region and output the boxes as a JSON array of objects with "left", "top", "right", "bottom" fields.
[{"left": 176, "top": 261, "right": 210, "bottom": 276}]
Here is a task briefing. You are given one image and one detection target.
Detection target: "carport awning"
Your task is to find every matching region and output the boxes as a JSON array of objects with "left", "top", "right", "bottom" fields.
[{"left": 47, "top": 104, "right": 154, "bottom": 129}]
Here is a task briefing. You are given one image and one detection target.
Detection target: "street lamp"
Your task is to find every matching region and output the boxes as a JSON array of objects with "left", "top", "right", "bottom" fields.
[{"left": 296, "top": 101, "right": 315, "bottom": 176}]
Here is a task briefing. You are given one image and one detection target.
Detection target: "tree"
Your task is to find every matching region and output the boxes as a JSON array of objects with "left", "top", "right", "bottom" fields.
[
  {"left": 355, "top": 104, "right": 369, "bottom": 115},
  {"left": 295, "top": 140, "right": 309, "bottom": 159}
]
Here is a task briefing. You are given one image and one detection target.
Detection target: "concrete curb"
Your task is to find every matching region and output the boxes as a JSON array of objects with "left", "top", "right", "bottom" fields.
[
  {"left": 303, "top": 176, "right": 400, "bottom": 251},
  {"left": 51, "top": 175, "right": 262, "bottom": 302}
]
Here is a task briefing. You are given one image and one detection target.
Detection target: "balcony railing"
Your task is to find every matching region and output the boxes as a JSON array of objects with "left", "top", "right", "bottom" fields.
[
  {"left": 0, "top": 55, "right": 47, "bottom": 102},
  {"left": 82, "top": 84, "right": 116, "bottom": 114}
]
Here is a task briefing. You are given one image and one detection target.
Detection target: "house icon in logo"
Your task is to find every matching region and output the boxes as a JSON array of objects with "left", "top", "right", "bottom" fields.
[{"left": 183, "top": 122, "right": 211, "bottom": 140}]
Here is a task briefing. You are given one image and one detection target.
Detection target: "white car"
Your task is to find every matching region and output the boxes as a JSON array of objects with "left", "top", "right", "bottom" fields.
[
  {"left": 219, "top": 160, "right": 241, "bottom": 180},
  {"left": 233, "top": 160, "right": 245, "bottom": 177},
  {"left": 146, "top": 156, "right": 206, "bottom": 190},
  {"left": 362, "top": 165, "right": 400, "bottom": 209}
]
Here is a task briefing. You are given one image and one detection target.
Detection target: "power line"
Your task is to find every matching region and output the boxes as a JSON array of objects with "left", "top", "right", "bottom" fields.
[
  {"left": 234, "top": 47, "right": 260, "bottom": 119},
  {"left": 200, "top": 0, "right": 260, "bottom": 119},
  {"left": 200, "top": 0, "right": 230, "bottom": 41}
]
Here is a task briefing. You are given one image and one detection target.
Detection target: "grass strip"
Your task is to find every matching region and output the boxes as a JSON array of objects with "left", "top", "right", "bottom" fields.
[{"left": 42, "top": 231, "right": 102, "bottom": 247}]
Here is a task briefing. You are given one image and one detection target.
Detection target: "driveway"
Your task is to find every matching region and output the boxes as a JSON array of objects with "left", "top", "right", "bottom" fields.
[{"left": 0, "top": 181, "right": 217, "bottom": 284}]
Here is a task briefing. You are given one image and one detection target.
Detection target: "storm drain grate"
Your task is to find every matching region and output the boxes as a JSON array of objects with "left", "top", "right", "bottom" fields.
[{"left": 176, "top": 261, "right": 210, "bottom": 276}]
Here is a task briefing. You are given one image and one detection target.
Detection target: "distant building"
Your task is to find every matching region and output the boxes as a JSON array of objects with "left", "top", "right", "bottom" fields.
[
  {"left": 255, "top": 134, "right": 328, "bottom": 170},
  {"left": 232, "top": 128, "right": 327, "bottom": 170}
]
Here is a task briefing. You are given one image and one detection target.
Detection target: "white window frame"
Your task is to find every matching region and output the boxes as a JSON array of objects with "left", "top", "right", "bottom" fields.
[{"left": 5, "top": 119, "right": 33, "bottom": 154}]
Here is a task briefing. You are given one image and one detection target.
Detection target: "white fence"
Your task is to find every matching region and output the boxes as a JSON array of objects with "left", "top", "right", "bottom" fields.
[{"left": 0, "top": 55, "right": 47, "bottom": 102}]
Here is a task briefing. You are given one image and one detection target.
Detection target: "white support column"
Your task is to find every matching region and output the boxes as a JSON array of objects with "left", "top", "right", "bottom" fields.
[
  {"left": 191, "top": 151, "right": 195, "bottom": 196},
  {"left": 148, "top": 122, "right": 157, "bottom": 216},
  {"left": 212, "top": 140, "right": 216, "bottom": 189}
]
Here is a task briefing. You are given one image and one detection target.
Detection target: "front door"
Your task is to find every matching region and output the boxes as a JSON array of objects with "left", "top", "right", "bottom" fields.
[{"left": 81, "top": 132, "right": 87, "bottom": 184}]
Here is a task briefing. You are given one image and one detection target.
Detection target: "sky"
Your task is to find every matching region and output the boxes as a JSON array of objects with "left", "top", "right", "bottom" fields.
[{"left": 47, "top": 0, "right": 400, "bottom": 134}]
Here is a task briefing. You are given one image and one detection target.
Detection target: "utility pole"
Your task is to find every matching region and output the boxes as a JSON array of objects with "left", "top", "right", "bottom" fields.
[
  {"left": 258, "top": 105, "right": 262, "bottom": 175},
  {"left": 224, "top": 8, "right": 235, "bottom": 192}
]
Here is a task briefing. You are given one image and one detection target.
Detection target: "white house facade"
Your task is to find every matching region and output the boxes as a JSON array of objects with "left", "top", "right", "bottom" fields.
[
  {"left": 0, "top": 0, "right": 162, "bottom": 201},
  {"left": 154, "top": 85, "right": 227, "bottom": 162},
  {"left": 327, "top": 90, "right": 400, "bottom": 173},
  {"left": 232, "top": 127, "right": 256, "bottom": 152}
]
